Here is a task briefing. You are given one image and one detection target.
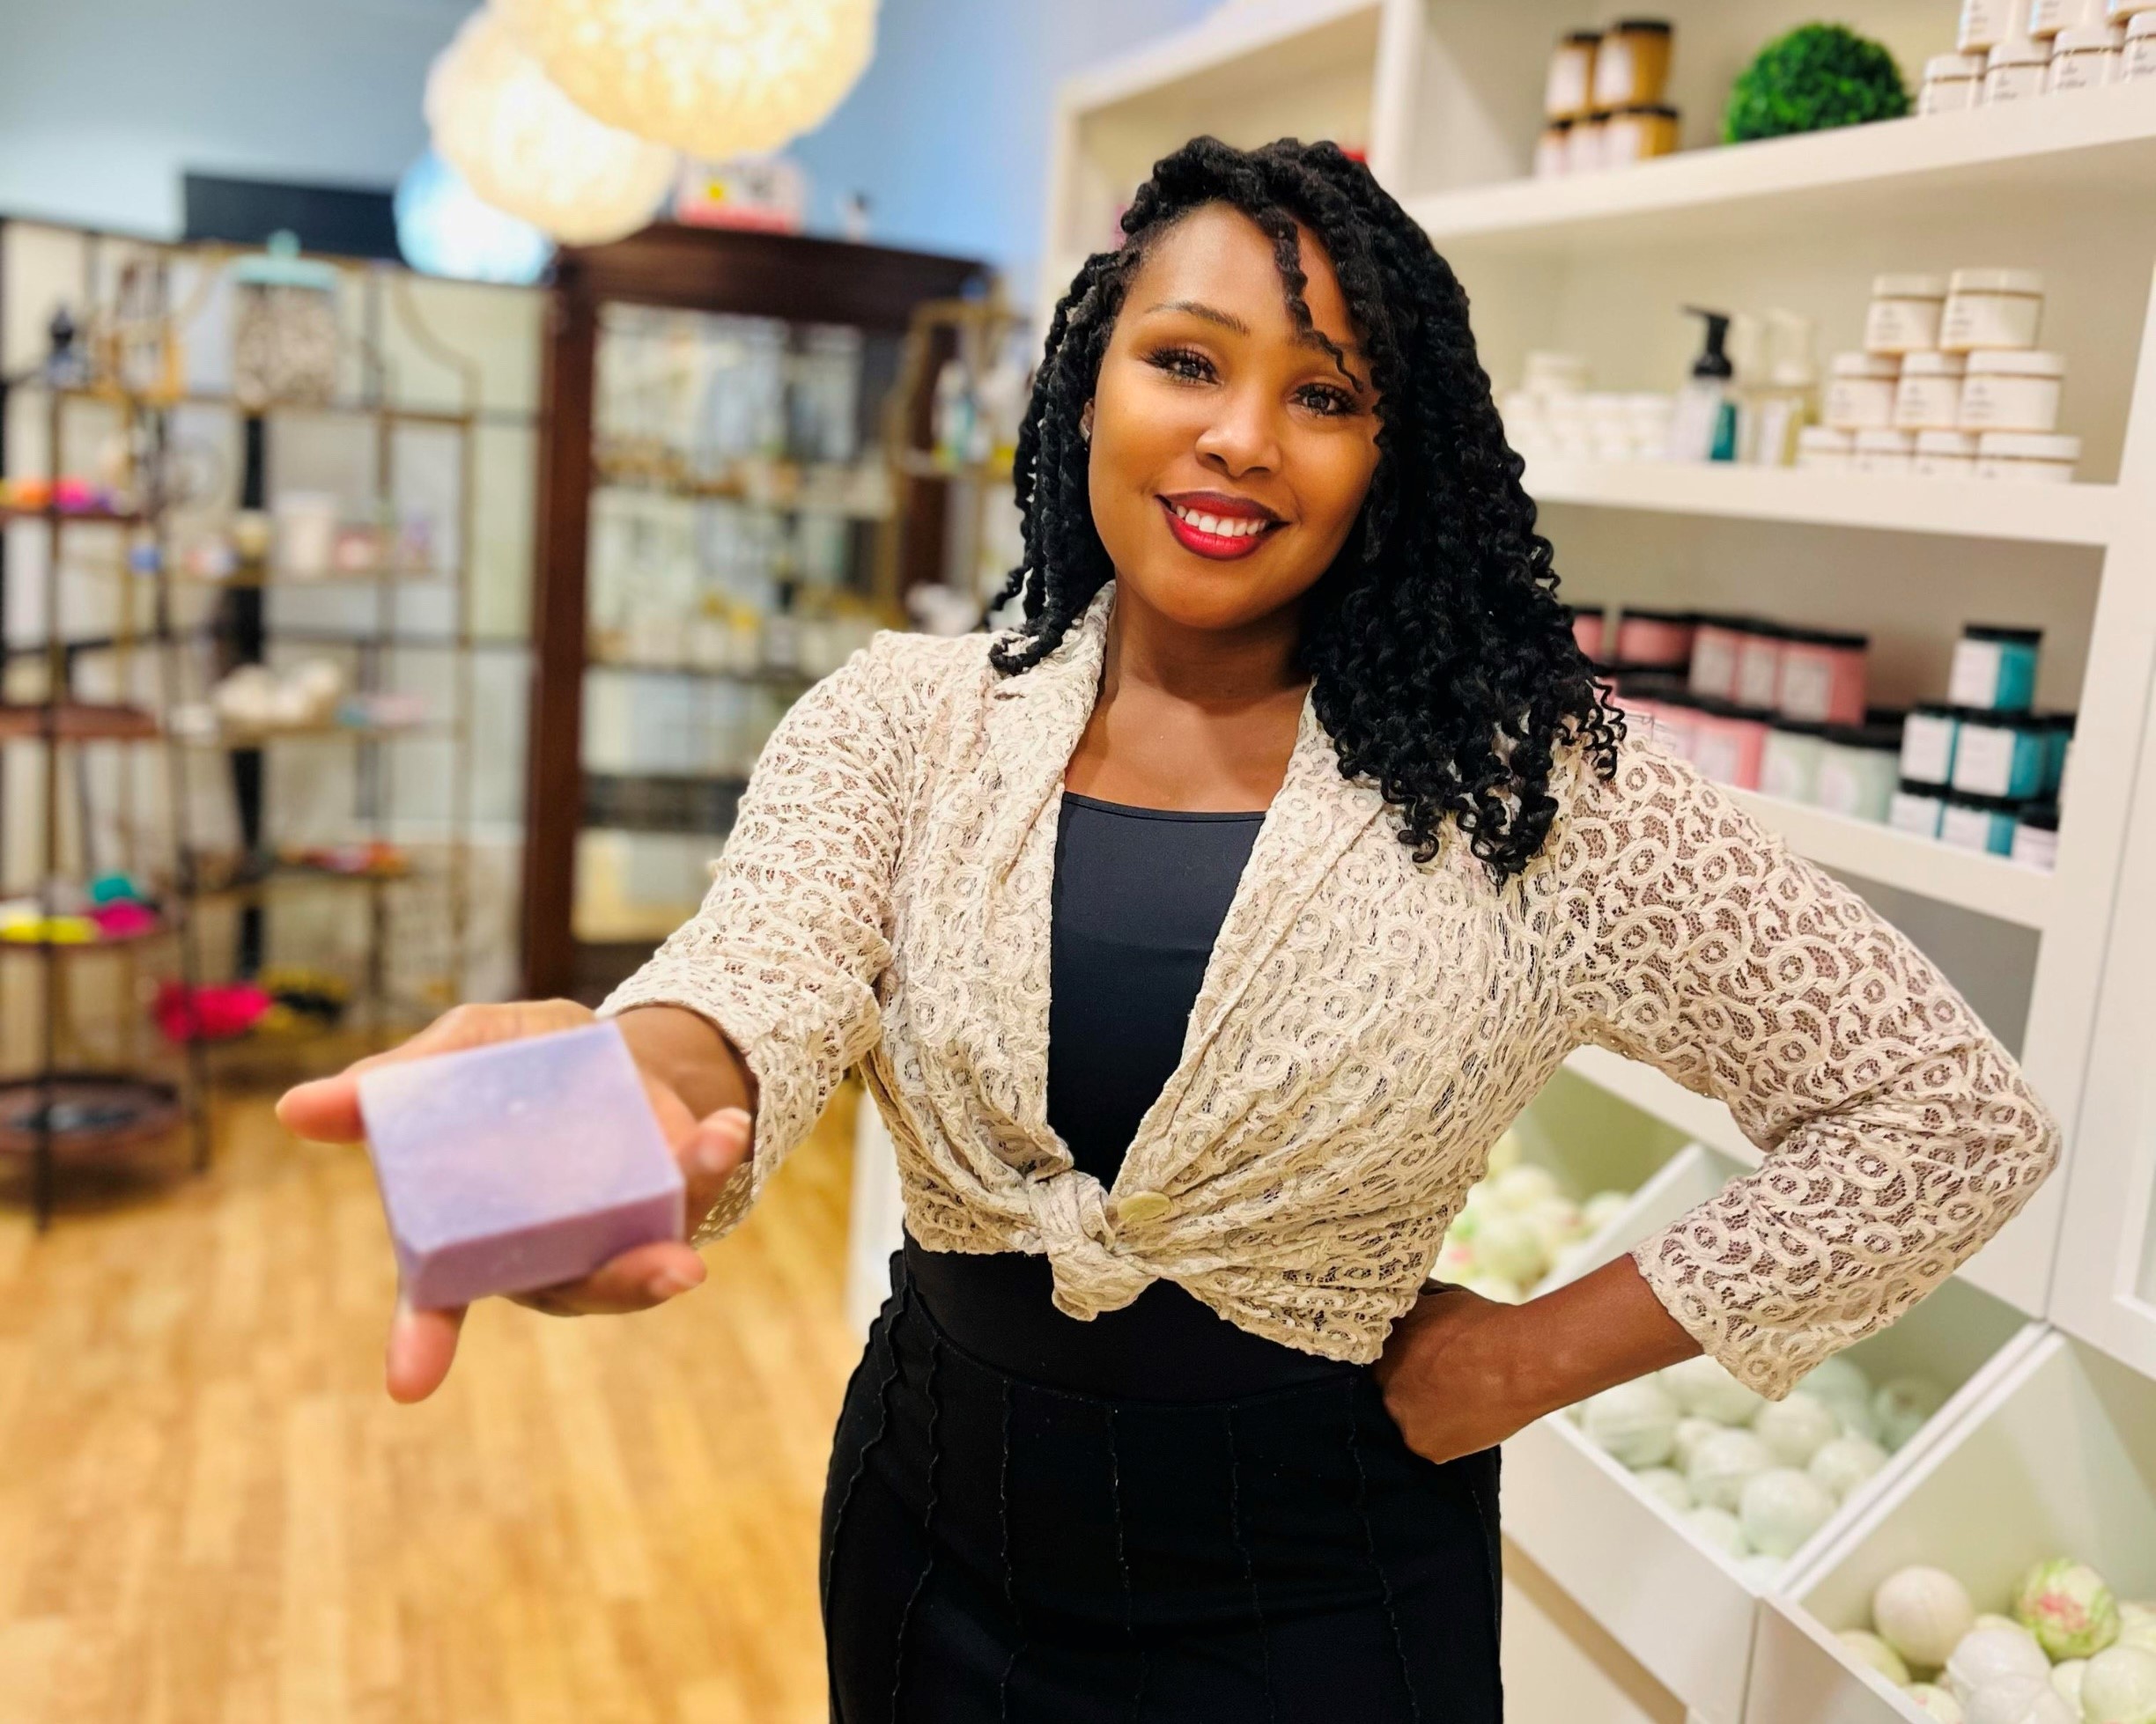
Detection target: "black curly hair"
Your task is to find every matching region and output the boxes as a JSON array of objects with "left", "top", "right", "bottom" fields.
[{"left": 984, "top": 136, "right": 1621, "bottom": 883}]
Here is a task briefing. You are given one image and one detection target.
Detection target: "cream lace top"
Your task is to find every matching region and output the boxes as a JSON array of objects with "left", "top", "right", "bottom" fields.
[{"left": 596, "top": 583, "right": 2060, "bottom": 1397}]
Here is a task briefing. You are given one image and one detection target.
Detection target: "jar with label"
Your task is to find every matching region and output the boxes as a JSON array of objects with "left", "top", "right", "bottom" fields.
[
  {"left": 1950, "top": 624, "right": 2042, "bottom": 710},
  {"left": 1985, "top": 34, "right": 2055, "bottom": 97},
  {"left": 1941, "top": 269, "right": 2046, "bottom": 350},
  {"left": 1535, "top": 120, "right": 1574, "bottom": 178},
  {"left": 1776, "top": 630, "right": 1869, "bottom": 725},
  {"left": 2011, "top": 800, "right": 2059, "bottom": 871},
  {"left": 1894, "top": 352, "right": 1968, "bottom": 431},
  {"left": 1614, "top": 608, "right": 1695, "bottom": 668},
  {"left": 1691, "top": 700, "right": 1769, "bottom": 790},
  {"left": 1603, "top": 106, "right": 1681, "bottom": 166},
  {"left": 1892, "top": 779, "right": 1948, "bottom": 837},
  {"left": 1939, "top": 789, "right": 2020, "bottom": 855},
  {"left": 1687, "top": 616, "right": 1746, "bottom": 700},
  {"left": 2130, "top": 13, "right": 2156, "bottom": 77},
  {"left": 1960, "top": 0, "right": 2031, "bottom": 51},
  {"left": 1901, "top": 704, "right": 1963, "bottom": 785},
  {"left": 1975, "top": 431, "right": 2080, "bottom": 482},
  {"left": 2036, "top": 711, "right": 2076, "bottom": 792},
  {"left": 1761, "top": 722, "right": 1827, "bottom": 803},
  {"left": 1816, "top": 721, "right": 1904, "bottom": 822},
  {"left": 1914, "top": 430, "right": 1981, "bottom": 477},
  {"left": 2117, "top": 0, "right": 2156, "bottom": 17},
  {"left": 1865, "top": 276, "right": 1949, "bottom": 354},
  {"left": 1592, "top": 19, "right": 1675, "bottom": 108},
  {"left": 1951, "top": 712, "right": 2050, "bottom": 797},
  {"left": 1921, "top": 51, "right": 1989, "bottom": 110},
  {"left": 1795, "top": 426, "right": 1855, "bottom": 471},
  {"left": 1853, "top": 428, "right": 1916, "bottom": 475},
  {"left": 1960, "top": 350, "right": 2065, "bottom": 431},
  {"left": 1734, "top": 623, "right": 1787, "bottom": 711},
  {"left": 1825, "top": 353, "right": 1901, "bottom": 430},
  {"left": 2049, "top": 19, "right": 2124, "bottom": 82},
  {"left": 2027, "top": 0, "right": 2073, "bottom": 33},
  {"left": 1546, "top": 30, "right": 1602, "bottom": 120},
  {"left": 1567, "top": 114, "right": 1608, "bottom": 174}
]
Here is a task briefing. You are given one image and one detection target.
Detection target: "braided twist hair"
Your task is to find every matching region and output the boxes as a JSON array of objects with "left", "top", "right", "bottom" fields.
[{"left": 985, "top": 136, "right": 1621, "bottom": 882}]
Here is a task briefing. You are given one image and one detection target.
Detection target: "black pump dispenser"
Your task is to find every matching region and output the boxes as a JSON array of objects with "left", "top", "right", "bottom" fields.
[{"left": 1685, "top": 306, "right": 1735, "bottom": 379}]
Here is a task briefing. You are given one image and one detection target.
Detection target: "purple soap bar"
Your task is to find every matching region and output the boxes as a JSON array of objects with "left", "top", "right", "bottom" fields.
[{"left": 357, "top": 1020, "right": 684, "bottom": 1309}]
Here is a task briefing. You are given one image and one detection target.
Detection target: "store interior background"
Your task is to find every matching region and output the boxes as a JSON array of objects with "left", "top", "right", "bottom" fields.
[{"left": 3, "top": 0, "right": 2155, "bottom": 1720}]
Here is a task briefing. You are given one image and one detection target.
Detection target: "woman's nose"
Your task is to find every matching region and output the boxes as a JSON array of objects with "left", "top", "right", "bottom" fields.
[{"left": 1193, "top": 387, "right": 1281, "bottom": 478}]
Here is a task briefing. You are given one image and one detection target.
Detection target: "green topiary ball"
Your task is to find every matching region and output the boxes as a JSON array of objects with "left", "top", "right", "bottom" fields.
[{"left": 1723, "top": 23, "right": 1911, "bottom": 144}]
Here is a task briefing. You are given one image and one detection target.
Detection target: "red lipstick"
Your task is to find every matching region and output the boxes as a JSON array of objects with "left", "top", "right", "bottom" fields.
[{"left": 1157, "top": 491, "right": 1284, "bottom": 562}]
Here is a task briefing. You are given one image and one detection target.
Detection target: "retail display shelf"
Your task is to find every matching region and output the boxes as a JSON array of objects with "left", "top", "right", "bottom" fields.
[
  {"left": 181, "top": 720, "right": 445, "bottom": 748},
  {"left": 15, "top": 380, "right": 470, "bottom": 428},
  {"left": 0, "top": 1074, "right": 183, "bottom": 1156},
  {"left": 1406, "top": 82, "right": 2156, "bottom": 255},
  {"left": 1057, "top": 0, "right": 1380, "bottom": 118},
  {"left": 1726, "top": 789, "right": 2055, "bottom": 932},
  {"left": 0, "top": 922, "right": 171, "bottom": 954},
  {"left": 585, "top": 653, "right": 814, "bottom": 687},
  {"left": 0, "top": 702, "right": 160, "bottom": 742},
  {"left": 1524, "top": 459, "right": 2118, "bottom": 547},
  {"left": 1560, "top": 1044, "right": 1760, "bottom": 1169},
  {"left": 0, "top": 505, "right": 141, "bottom": 527}
]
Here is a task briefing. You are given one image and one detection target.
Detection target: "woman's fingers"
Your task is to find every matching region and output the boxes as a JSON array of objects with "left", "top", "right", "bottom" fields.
[{"left": 386, "top": 1297, "right": 469, "bottom": 1404}]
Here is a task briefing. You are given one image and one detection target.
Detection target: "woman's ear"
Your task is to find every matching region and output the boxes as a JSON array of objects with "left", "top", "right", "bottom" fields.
[{"left": 1080, "top": 401, "right": 1094, "bottom": 445}]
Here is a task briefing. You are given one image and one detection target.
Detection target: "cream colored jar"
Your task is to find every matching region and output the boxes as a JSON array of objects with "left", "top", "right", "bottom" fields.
[
  {"left": 1535, "top": 122, "right": 1573, "bottom": 178},
  {"left": 1602, "top": 105, "right": 1680, "bottom": 167},
  {"left": 1795, "top": 426, "right": 1854, "bottom": 472},
  {"left": 1961, "top": 0, "right": 2032, "bottom": 50},
  {"left": 1591, "top": 20, "right": 1674, "bottom": 109},
  {"left": 1865, "top": 275, "right": 1949, "bottom": 354},
  {"left": 1894, "top": 352, "right": 1968, "bottom": 430},
  {"left": 1960, "top": 350, "right": 2065, "bottom": 432},
  {"left": 1921, "top": 51, "right": 1989, "bottom": 110},
  {"left": 2049, "top": 20, "right": 2124, "bottom": 84},
  {"left": 1545, "top": 30, "right": 1602, "bottom": 120},
  {"left": 1825, "top": 352, "right": 1901, "bottom": 430},
  {"left": 1941, "top": 269, "right": 2046, "bottom": 351},
  {"left": 1915, "top": 431, "right": 1980, "bottom": 477},
  {"left": 2123, "top": 11, "right": 2156, "bottom": 73},
  {"left": 1566, "top": 113, "right": 1608, "bottom": 173},
  {"left": 1976, "top": 431, "right": 2081, "bottom": 482},
  {"left": 1853, "top": 429, "right": 1916, "bottom": 476},
  {"left": 1986, "top": 35, "right": 2055, "bottom": 99}
]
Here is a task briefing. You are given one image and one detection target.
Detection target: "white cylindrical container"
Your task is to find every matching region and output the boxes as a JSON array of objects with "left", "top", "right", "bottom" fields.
[
  {"left": 1914, "top": 430, "right": 1980, "bottom": 477},
  {"left": 1825, "top": 353, "right": 1901, "bottom": 430},
  {"left": 1864, "top": 276, "right": 1949, "bottom": 354},
  {"left": 2028, "top": 0, "right": 2106, "bottom": 32},
  {"left": 1975, "top": 431, "right": 2082, "bottom": 482},
  {"left": 1920, "top": 51, "right": 1989, "bottom": 110},
  {"left": 2124, "top": 10, "right": 2156, "bottom": 72},
  {"left": 2112, "top": 0, "right": 2156, "bottom": 17},
  {"left": 1567, "top": 114, "right": 1607, "bottom": 173},
  {"left": 1940, "top": 269, "right": 2046, "bottom": 351},
  {"left": 1894, "top": 352, "right": 1968, "bottom": 430},
  {"left": 2049, "top": 20, "right": 2124, "bottom": 83},
  {"left": 1795, "top": 426, "right": 1854, "bottom": 472},
  {"left": 1985, "top": 35, "right": 2055, "bottom": 98},
  {"left": 1853, "top": 429, "right": 1916, "bottom": 475},
  {"left": 1961, "top": 0, "right": 2031, "bottom": 50},
  {"left": 1960, "top": 350, "right": 2065, "bottom": 431}
]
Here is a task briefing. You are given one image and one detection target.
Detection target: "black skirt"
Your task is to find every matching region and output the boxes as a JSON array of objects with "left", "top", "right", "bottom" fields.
[{"left": 820, "top": 1249, "right": 1504, "bottom": 1722}]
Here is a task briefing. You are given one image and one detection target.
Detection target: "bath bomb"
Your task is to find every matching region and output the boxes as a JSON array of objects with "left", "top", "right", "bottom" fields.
[
  {"left": 2116, "top": 1604, "right": 2156, "bottom": 1654},
  {"left": 1801, "top": 1354, "right": 1873, "bottom": 1414},
  {"left": 1583, "top": 1190, "right": 1630, "bottom": 1231},
  {"left": 1662, "top": 1355, "right": 1768, "bottom": 1426},
  {"left": 1634, "top": 1467, "right": 1695, "bottom": 1514},
  {"left": 2079, "top": 1646, "right": 2156, "bottom": 1724},
  {"left": 356, "top": 1019, "right": 686, "bottom": 1308},
  {"left": 1687, "top": 1428, "right": 1775, "bottom": 1513},
  {"left": 1948, "top": 1623, "right": 2054, "bottom": 1706},
  {"left": 1756, "top": 1393, "right": 1842, "bottom": 1467},
  {"left": 2012, "top": 1558, "right": 2120, "bottom": 1661},
  {"left": 1684, "top": 1506, "right": 1748, "bottom": 1558},
  {"left": 1874, "top": 1377, "right": 1949, "bottom": 1451},
  {"left": 1842, "top": 1629, "right": 1913, "bottom": 1685},
  {"left": 1490, "top": 1162, "right": 1561, "bottom": 1211},
  {"left": 1473, "top": 1212, "right": 1544, "bottom": 1285},
  {"left": 1582, "top": 1380, "right": 1680, "bottom": 1469},
  {"left": 1908, "top": 1683, "right": 1967, "bottom": 1722},
  {"left": 1958, "top": 1676, "right": 2074, "bottom": 1724},
  {"left": 1811, "top": 1436, "right": 1892, "bottom": 1502},
  {"left": 1673, "top": 1417, "right": 1723, "bottom": 1471},
  {"left": 2049, "top": 1660, "right": 2086, "bottom": 1711},
  {"left": 1521, "top": 1195, "right": 1587, "bottom": 1258},
  {"left": 1739, "top": 1468, "right": 1836, "bottom": 1558},
  {"left": 1873, "top": 1566, "right": 1976, "bottom": 1671}
]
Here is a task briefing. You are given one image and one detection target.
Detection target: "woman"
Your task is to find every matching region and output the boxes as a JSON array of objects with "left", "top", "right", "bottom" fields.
[{"left": 280, "top": 138, "right": 2060, "bottom": 1720}]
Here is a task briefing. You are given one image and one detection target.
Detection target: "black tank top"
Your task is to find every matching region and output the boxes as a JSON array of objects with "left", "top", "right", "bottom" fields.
[{"left": 904, "top": 791, "right": 1356, "bottom": 1400}]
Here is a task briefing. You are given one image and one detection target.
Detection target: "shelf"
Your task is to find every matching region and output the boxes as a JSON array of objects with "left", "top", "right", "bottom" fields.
[
  {"left": 1408, "top": 83, "right": 2156, "bottom": 256},
  {"left": 0, "top": 920, "right": 170, "bottom": 954},
  {"left": 1726, "top": 790, "right": 2056, "bottom": 932},
  {"left": 1524, "top": 459, "right": 2119, "bottom": 547},
  {"left": 0, "top": 702, "right": 159, "bottom": 742},
  {"left": 15, "top": 381, "right": 470, "bottom": 428},
  {"left": 594, "top": 462, "right": 890, "bottom": 520},
  {"left": 0, "top": 505, "right": 141, "bottom": 527},
  {"left": 1059, "top": 0, "right": 1380, "bottom": 119},
  {"left": 1561, "top": 1044, "right": 1762, "bottom": 1169},
  {"left": 892, "top": 448, "right": 1010, "bottom": 484},
  {"left": 585, "top": 653, "right": 814, "bottom": 686},
  {"left": 0, "top": 1074, "right": 182, "bottom": 1156},
  {"left": 180, "top": 720, "right": 442, "bottom": 748}
]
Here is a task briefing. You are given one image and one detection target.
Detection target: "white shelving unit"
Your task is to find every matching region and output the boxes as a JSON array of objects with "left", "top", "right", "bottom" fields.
[{"left": 1023, "top": 5, "right": 2156, "bottom": 1720}]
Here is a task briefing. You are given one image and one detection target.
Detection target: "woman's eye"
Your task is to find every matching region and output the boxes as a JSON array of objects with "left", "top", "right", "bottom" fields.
[
  {"left": 1147, "top": 346, "right": 1215, "bottom": 383},
  {"left": 1297, "top": 384, "right": 1357, "bottom": 417}
]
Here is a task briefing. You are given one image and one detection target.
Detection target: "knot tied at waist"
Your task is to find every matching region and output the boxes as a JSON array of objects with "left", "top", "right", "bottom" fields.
[{"left": 1029, "top": 1171, "right": 1156, "bottom": 1320}]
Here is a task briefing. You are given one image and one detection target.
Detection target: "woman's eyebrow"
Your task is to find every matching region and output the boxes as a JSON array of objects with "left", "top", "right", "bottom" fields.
[{"left": 1145, "top": 298, "right": 1363, "bottom": 359}]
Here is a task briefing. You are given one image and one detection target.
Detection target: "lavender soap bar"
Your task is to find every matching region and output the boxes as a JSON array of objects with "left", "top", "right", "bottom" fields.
[{"left": 358, "top": 1020, "right": 684, "bottom": 1309}]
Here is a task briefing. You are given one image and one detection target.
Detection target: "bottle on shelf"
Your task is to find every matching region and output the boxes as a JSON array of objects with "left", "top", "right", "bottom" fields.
[
  {"left": 1666, "top": 306, "right": 1739, "bottom": 463},
  {"left": 1746, "top": 312, "right": 1820, "bottom": 468}
]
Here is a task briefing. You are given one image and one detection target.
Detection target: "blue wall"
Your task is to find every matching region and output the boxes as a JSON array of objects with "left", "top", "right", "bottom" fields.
[{"left": 0, "top": 0, "right": 1215, "bottom": 282}]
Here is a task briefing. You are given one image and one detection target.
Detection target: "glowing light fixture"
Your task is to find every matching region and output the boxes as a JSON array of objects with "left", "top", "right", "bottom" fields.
[
  {"left": 395, "top": 150, "right": 554, "bottom": 284},
  {"left": 497, "top": 0, "right": 877, "bottom": 161},
  {"left": 424, "top": 7, "right": 677, "bottom": 247}
]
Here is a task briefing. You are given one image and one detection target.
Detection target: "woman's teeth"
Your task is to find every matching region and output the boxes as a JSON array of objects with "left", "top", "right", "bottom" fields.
[{"left": 1167, "top": 501, "right": 1270, "bottom": 538}]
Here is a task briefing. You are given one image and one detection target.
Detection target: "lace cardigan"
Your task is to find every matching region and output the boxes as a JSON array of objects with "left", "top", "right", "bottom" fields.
[{"left": 596, "top": 582, "right": 2061, "bottom": 1396}]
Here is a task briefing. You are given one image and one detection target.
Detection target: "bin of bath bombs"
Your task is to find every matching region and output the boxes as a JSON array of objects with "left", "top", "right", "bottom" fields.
[{"left": 358, "top": 1020, "right": 684, "bottom": 1308}]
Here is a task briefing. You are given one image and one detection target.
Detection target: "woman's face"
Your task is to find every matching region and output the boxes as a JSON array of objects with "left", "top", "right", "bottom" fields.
[{"left": 1086, "top": 203, "right": 1382, "bottom": 635}]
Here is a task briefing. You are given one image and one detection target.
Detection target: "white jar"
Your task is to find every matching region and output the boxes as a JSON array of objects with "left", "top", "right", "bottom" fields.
[
  {"left": 1921, "top": 52, "right": 1989, "bottom": 111},
  {"left": 1865, "top": 276, "right": 1949, "bottom": 354},
  {"left": 1986, "top": 36, "right": 2055, "bottom": 99},
  {"left": 1976, "top": 430, "right": 2081, "bottom": 482},
  {"left": 1825, "top": 353, "right": 1901, "bottom": 431},
  {"left": 2125, "top": 11, "right": 2156, "bottom": 72},
  {"left": 1914, "top": 430, "right": 1981, "bottom": 477},
  {"left": 2049, "top": 20, "right": 2124, "bottom": 83},
  {"left": 1941, "top": 269, "right": 2046, "bottom": 351},
  {"left": 1961, "top": 0, "right": 2031, "bottom": 50},
  {"left": 2112, "top": 0, "right": 2156, "bottom": 17},
  {"left": 1894, "top": 352, "right": 1968, "bottom": 430},
  {"left": 1960, "top": 350, "right": 2066, "bottom": 431},
  {"left": 1853, "top": 429, "right": 1916, "bottom": 475},
  {"left": 1795, "top": 426, "right": 1855, "bottom": 472}
]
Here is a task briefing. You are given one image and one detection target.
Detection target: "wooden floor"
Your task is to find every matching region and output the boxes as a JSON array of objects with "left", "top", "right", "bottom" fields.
[{"left": 0, "top": 1076, "right": 865, "bottom": 1724}]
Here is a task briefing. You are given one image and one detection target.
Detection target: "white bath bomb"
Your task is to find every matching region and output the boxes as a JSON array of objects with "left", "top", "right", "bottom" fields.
[
  {"left": 1521, "top": 1196, "right": 1587, "bottom": 1259},
  {"left": 1959, "top": 1676, "right": 2075, "bottom": 1724},
  {"left": 1873, "top": 1376, "right": 1948, "bottom": 1451},
  {"left": 1739, "top": 1468, "right": 1837, "bottom": 1558},
  {"left": 1948, "top": 1623, "right": 2053, "bottom": 1706},
  {"left": 1841, "top": 1629, "right": 1912, "bottom": 1685},
  {"left": 1684, "top": 1506, "right": 1748, "bottom": 1558},
  {"left": 2048, "top": 1660, "right": 2086, "bottom": 1711},
  {"left": 1801, "top": 1354, "right": 1873, "bottom": 1413},
  {"left": 1662, "top": 1355, "right": 1768, "bottom": 1426},
  {"left": 1582, "top": 1380, "right": 1680, "bottom": 1470},
  {"left": 1908, "top": 1683, "right": 1968, "bottom": 1722},
  {"left": 1490, "top": 1162, "right": 1561, "bottom": 1211},
  {"left": 1634, "top": 1468, "right": 1694, "bottom": 1514},
  {"left": 2013, "top": 1558, "right": 2120, "bottom": 1661},
  {"left": 1740, "top": 1552, "right": 1789, "bottom": 1588},
  {"left": 1811, "top": 1436, "right": 1892, "bottom": 1502},
  {"left": 1873, "top": 1566, "right": 1976, "bottom": 1671},
  {"left": 1673, "top": 1417, "right": 1722, "bottom": 1471},
  {"left": 1687, "top": 1428, "right": 1775, "bottom": 1513},
  {"left": 2115, "top": 1604, "right": 2156, "bottom": 1654},
  {"left": 1836, "top": 1396, "right": 1885, "bottom": 1444},
  {"left": 1473, "top": 1212, "right": 1545, "bottom": 1286},
  {"left": 2079, "top": 1646, "right": 2156, "bottom": 1724},
  {"left": 1583, "top": 1190, "right": 1629, "bottom": 1231},
  {"left": 1756, "top": 1394, "right": 1842, "bottom": 1467}
]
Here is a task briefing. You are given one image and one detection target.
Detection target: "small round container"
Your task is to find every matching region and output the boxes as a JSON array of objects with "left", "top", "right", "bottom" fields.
[
  {"left": 1951, "top": 712, "right": 2050, "bottom": 798},
  {"left": 1687, "top": 615, "right": 1747, "bottom": 701},
  {"left": 2027, "top": 0, "right": 2076, "bottom": 34},
  {"left": 1921, "top": 50, "right": 1989, "bottom": 111},
  {"left": 1535, "top": 120, "right": 1574, "bottom": 178},
  {"left": 1939, "top": 789, "right": 2021, "bottom": 856},
  {"left": 1960, "top": 350, "right": 2066, "bottom": 432},
  {"left": 2115, "top": 0, "right": 2156, "bottom": 17},
  {"left": 1614, "top": 607, "right": 1695, "bottom": 668},
  {"left": 1825, "top": 352, "right": 1901, "bottom": 431},
  {"left": 1865, "top": 275, "right": 1950, "bottom": 354},
  {"left": 1960, "top": 0, "right": 2025, "bottom": 51},
  {"left": 1853, "top": 428, "right": 1916, "bottom": 476},
  {"left": 2035, "top": 710, "right": 2076, "bottom": 794},
  {"left": 1565, "top": 603, "right": 1606, "bottom": 662},
  {"left": 1894, "top": 352, "right": 1968, "bottom": 431},
  {"left": 1985, "top": 35, "right": 2055, "bottom": 100},
  {"left": 1914, "top": 430, "right": 1981, "bottom": 478},
  {"left": 1901, "top": 704, "right": 1964, "bottom": 785},
  {"left": 1591, "top": 18, "right": 1675, "bottom": 109},
  {"left": 2012, "top": 800, "right": 2060, "bottom": 872},
  {"left": 1815, "top": 720, "right": 1904, "bottom": 822},
  {"left": 1941, "top": 268, "right": 2047, "bottom": 351},
  {"left": 1795, "top": 426, "right": 1855, "bottom": 472},
  {"left": 1761, "top": 721, "right": 1827, "bottom": 804},
  {"left": 1546, "top": 29, "right": 1602, "bottom": 120},
  {"left": 1776, "top": 629, "right": 1870, "bottom": 726},
  {"left": 1733, "top": 623, "right": 1787, "bottom": 711},
  {"left": 1950, "top": 624, "right": 2042, "bottom": 711},
  {"left": 1602, "top": 104, "right": 1681, "bottom": 166},
  {"left": 1566, "top": 113, "right": 1608, "bottom": 174},
  {"left": 1975, "top": 431, "right": 2081, "bottom": 483},
  {"left": 1891, "top": 779, "right": 1948, "bottom": 839},
  {"left": 2130, "top": 13, "right": 2156, "bottom": 78},
  {"left": 1691, "top": 700, "right": 1770, "bottom": 791},
  {"left": 2049, "top": 20, "right": 2124, "bottom": 85}
]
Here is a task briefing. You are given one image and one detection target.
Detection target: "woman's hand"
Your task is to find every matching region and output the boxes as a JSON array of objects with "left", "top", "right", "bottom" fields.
[{"left": 274, "top": 998, "right": 755, "bottom": 1405}]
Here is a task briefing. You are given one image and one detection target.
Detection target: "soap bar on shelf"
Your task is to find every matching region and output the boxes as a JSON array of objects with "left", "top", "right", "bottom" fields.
[{"left": 358, "top": 1020, "right": 684, "bottom": 1309}]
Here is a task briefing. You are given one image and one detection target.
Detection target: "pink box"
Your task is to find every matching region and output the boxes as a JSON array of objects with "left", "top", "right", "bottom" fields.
[
  {"left": 1614, "top": 608, "right": 1695, "bottom": 670},
  {"left": 357, "top": 1020, "right": 685, "bottom": 1309},
  {"left": 1776, "top": 629, "right": 1869, "bottom": 726}
]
